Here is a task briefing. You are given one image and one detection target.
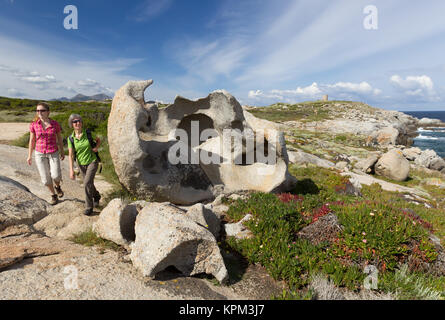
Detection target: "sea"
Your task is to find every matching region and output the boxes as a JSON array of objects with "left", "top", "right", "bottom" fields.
[{"left": 401, "top": 111, "right": 445, "bottom": 158}]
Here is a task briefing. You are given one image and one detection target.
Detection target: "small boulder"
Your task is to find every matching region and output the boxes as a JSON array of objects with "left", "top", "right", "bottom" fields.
[
  {"left": 93, "top": 199, "right": 147, "bottom": 247},
  {"left": 288, "top": 150, "right": 335, "bottom": 168},
  {"left": 355, "top": 154, "right": 379, "bottom": 174},
  {"left": 130, "top": 202, "right": 228, "bottom": 283},
  {"left": 415, "top": 149, "right": 445, "bottom": 171},
  {"left": 402, "top": 147, "right": 422, "bottom": 161},
  {"left": 224, "top": 214, "right": 254, "bottom": 240},
  {"left": 375, "top": 149, "right": 410, "bottom": 181}
]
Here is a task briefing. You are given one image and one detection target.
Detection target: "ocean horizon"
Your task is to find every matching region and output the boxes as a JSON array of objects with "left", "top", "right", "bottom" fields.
[{"left": 401, "top": 110, "right": 445, "bottom": 158}]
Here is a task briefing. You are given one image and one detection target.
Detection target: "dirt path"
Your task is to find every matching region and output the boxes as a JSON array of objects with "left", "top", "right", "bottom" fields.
[
  {"left": 0, "top": 144, "right": 113, "bottom": 204},
  {"left": 0, "top": 122, "right": 29, "bottom": 141}
]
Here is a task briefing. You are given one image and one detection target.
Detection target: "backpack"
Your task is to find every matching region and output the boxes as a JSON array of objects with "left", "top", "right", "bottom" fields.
[{"left": 69, "top": 129, "right": 102, "bottom": 172}]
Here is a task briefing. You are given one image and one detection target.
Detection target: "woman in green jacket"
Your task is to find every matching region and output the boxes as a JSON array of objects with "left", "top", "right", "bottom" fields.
[{"left": 67, "top": 114, "right": 101, "bottom": 215}]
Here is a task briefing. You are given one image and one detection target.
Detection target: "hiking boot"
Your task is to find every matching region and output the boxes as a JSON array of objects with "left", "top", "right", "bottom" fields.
[
  {"left": 55, "top": 185, "right": 64, "bottom": 198},
  {"left": 50, "top": 194, "right": 58, "bottom": 205},
  {"left": 84, "top": 208, "right": 94, "bottom": 216},
  {"left": 93, "top": 194, "right": 101, "bottom": 207}
]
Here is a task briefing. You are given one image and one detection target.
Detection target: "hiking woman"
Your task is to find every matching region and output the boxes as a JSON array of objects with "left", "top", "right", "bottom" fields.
[
  {"left": 67, "top": 114, "right": 101, "bottom": 215},
  {"left": 27, "top": 102, "right": 64, "bottom": 205}
]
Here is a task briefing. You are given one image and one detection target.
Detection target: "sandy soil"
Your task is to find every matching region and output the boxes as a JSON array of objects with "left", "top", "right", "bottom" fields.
[{"left": 0, "top": 122, "right": 29, "bottom": 141}]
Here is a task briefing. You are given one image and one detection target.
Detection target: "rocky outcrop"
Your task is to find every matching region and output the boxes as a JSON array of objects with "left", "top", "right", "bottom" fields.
[
  {"left": 287, "top": 150, "right": 335, "bottom": 168},
  {"left": 108, "top": 80, "right": 295, "bottom": 205},
  {"left": 414, "top": 149, "right": 445, "bottom": 172},
  {"left": 418, "top": 118, "right": 444, "bottom": 126},
  {"left": 0, "top": 224, "right": 65, "bottom": 270},
  {"left": 0, "top": 175, "right": 48, "bottom": 232},
  {"left": 129, "top": 202, "right": 228, "bottom": 283},
  {"left": 34, "top": 200, "right": 97, "bottom": 239}
]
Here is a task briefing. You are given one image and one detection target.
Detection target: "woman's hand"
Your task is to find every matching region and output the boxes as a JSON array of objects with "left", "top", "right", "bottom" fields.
[
  {"left": 92, "top": 147, "right": 98, "bottom": 153},
  {"left": 70, "top": 170, "right": 75, "bottom": 180},
  {"left": 27, "top": 157, "right": 32, "bottom": 166},
  {"left": 60, "top": 152, "right": 65, "bottom": 161}
]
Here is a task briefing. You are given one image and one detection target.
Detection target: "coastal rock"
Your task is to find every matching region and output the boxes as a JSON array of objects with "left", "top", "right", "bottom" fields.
[
  {"left": 415, "top": 149, "right": 445, "bottom": 171},
  {"left": 108, "top": 80, "right": 295, "bottom": 205},
  {"left": 375, "top": 149, "right": 410, "bottom": 181},
  {"left": 92, "top": 199, "right": 148, "bottom": 247},
  {"left": 287, "top": 150, "right": 335, "bottom": 168},
  {"left": 0, "top": 176, "right": 48, "bottom": 232},
  {"left": 418, "top": 118, "right": 444, "bottom": 126},
  {"left": 403, "top": 147, "right": 422, "bottom": 161},
  {"left": 355, "top": 154, "right": 380, "bottom": 174},
  {"left": 129, "top": 202, "right": 228, "bottom": 283},
  {"left": 185, "top": 203, "right": 221, "bottom": 239},
  {"left": 366, "top": 126, "right": 399, "bottom": 146}
]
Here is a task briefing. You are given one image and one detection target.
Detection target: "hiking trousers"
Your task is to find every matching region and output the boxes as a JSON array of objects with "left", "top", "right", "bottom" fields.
[{"left": 78, "top": 161, "right": 100, "bottom": 210}]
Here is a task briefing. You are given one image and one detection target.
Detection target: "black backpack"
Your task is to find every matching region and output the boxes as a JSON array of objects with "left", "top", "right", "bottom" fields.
[{"left": 69, "top": 129, "right": 102, "bottom": 172}]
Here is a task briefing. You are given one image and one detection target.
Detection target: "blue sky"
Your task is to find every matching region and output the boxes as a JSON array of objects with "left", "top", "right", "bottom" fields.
[{"left": 0, "top": 0, "right": 445, "bottom": 111}]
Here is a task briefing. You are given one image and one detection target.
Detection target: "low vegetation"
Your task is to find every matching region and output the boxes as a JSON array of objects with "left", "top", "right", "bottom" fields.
[
  {"left": 224, "top": 165, "right": 445, "bottom": 299},
  {"left": 69, "top": 229, "right": 123, "bottom": 254},
  {"left": 2, "top": 96, "right": 444, "bottom": 299}
]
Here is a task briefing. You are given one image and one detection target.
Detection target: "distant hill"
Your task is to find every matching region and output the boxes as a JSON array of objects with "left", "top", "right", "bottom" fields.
[{"left": 52, "top": 93, "right": 112, "bottom": 102}]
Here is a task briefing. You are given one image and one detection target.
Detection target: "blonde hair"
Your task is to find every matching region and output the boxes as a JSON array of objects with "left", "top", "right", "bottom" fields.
[{"left": 32, "top": 102, "right": 50, "bottom": 123}]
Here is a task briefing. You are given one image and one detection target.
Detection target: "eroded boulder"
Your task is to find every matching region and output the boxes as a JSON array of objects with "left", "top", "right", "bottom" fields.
[
  {"left": 375, "top": 149, "right": 410, "bottom": 182},
  {"left": 108, "top": 80, "right": 295, "bottom": 205},
  {"left": 92, "top": 199, "right": 149, "bottom": 246},
  {"left": 129, "top": 202, "right": 228, "bottom": 283}
]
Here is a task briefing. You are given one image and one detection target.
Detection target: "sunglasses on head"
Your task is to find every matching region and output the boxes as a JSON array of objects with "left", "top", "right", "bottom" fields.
[{"left": 72, "top": 120, "right": 82, "bottom": 124}]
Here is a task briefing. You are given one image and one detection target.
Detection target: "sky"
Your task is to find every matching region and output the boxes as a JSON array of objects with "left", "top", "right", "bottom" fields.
[{"left": 0, "top": 0, "right": 445, "bottom": 111}]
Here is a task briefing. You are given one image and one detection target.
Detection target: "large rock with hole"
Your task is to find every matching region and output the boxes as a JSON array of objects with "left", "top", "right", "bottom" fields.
[
  {"left": 0, "top": 176, "right": 48, "bottom": 232},
  {"left": 375, "top": 149, "right": 410, "bottom": 182},
  {"left": 129, "top": 202, "right": 228, "bottom": 283},
  {"left": 108, "top": 80, "right": 296, "bottom": 205}
]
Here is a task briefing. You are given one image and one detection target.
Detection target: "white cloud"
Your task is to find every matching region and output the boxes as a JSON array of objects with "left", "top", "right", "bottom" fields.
[
  {"left": 7, "top": 88, "right": 25, "bottom": 97},
  {"left": 0, "top": 34, "right": 143, "bottom": 99},
  {"left": 21, "top": 74, "right": 57, "bottom": 84},
  {"left": 248, "top": 81, "right": 381, "bottom": 104},
  {"left": 390, "top": 75, "right": 439, "bottom": 101},
  {"left": 77, "top": 78, "right": 114, "bottom": 94}
]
